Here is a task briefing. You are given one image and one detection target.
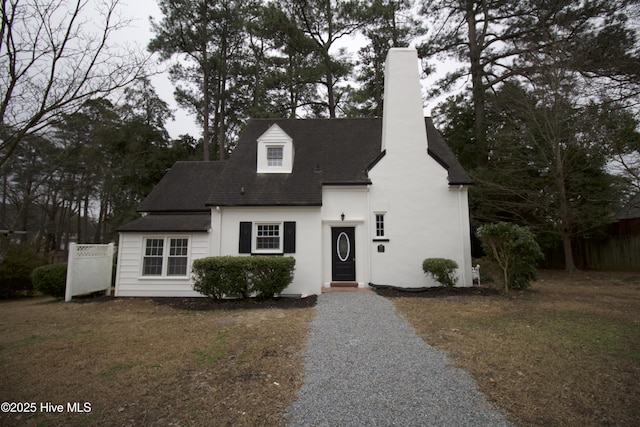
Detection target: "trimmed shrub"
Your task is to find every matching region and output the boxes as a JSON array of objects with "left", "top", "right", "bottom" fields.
[
  {"left": 477, "top": 222, "right": 543, "bottom": 292},
  {"left": 192, "top": 256, "right": 295, "bottom": 299},
  {"left": 248, "top": 257, "right": 296, "bottom": 299},
  {"left": 422, "top": 258, "right": 458, "bottom": 288},
  {"left": 32, "top": 263, "right": 68, "bottom": 298},
  {"left": 0, "top": 244, "right": 45, "bottom": 298}
]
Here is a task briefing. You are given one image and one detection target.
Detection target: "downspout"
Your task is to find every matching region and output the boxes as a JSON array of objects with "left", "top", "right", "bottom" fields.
[
  {"left": 216, "top": 206, "right": 222, "bottom": 256},
  {"left": 366, "top": 184, "right": 372, "bottom": 288},
  {"left": 114, "top": 233, "right": 124, "bottom": 297},
  {"left": 458, "top": 185, "right": 469, "bottom": 286}
]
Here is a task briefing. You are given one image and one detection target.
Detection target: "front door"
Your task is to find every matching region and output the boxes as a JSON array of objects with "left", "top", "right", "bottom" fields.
[{"left": 331, "top": 227, "right": 356, "bottom": 281}]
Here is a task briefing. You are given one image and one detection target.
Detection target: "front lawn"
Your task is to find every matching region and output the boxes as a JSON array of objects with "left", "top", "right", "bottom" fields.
[
  {"left": 0, "top": 296, "right": 314, "bottom": 426},
  {"left": 388, "top": 271, "right": 640, "bottom": 426}
]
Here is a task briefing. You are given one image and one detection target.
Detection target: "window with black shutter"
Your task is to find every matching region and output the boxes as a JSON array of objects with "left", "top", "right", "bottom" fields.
[
  {"left": 238, "top": 221, "right": 296, "bottom": 254},
  {"left": 239, "top": 222, "right": 252, "bottom": 253},
  {"left": 284, "top": 222, "right": 296, "bottom": 253}
]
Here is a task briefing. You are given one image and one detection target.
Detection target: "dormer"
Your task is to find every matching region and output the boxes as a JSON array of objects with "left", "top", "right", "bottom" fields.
[{"left": 256, "top": 124, "right": 294, "bottom": 173}]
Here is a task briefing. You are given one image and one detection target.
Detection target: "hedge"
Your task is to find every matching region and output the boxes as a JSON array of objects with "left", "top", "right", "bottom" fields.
[
  {"left": 422, "top": 258, "right": 458, "bottom": 288},
  {"left": 192, "top": 256, "right": 295, "bottom": 299},
  {"left": 32, "top": 263, "right": 67, "bottom": 298},
  {"left": 0, "top": 244, "right": 45, "bottom": 298}
]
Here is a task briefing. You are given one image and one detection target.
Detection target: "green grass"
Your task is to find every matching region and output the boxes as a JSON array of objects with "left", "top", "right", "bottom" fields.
[
  {"left": 193, "top": 329, "right": 229, "bottom": 365},
  {"left": 474, "top": 309, "right": 639, "bottom": 360}
]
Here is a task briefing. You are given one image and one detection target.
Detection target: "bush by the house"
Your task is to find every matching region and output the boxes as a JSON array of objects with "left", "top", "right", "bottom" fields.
[
  {"left": 32, "top": 263, "right": 68, "bottom": 298},
  {"left": 0, "top": 244, "right": 45, "bottom": 298},
  {"left": 192, "top": 256, "right": 295, "bottom": 299},
  {"left": 477, "top": 222, "right": 543, "bottom": 292},
  {"left": 422, "top": 258, "right": 459, "bottom": 288}
]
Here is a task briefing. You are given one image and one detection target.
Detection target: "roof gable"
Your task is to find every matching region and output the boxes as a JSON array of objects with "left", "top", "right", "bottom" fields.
[
  {"left": 131, "top": 117, "right": 471, "bottom": 212},
  {"left": 206, "top": 118, "right": 382, "bottom": 206},
  {"left": 205, "top": 117, "right": 471, "bottom": 207}
]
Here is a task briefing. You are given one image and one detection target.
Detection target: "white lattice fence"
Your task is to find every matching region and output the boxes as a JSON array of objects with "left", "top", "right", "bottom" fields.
[{"left": 65, "top": 243, "right": 115, "bottom": 301}]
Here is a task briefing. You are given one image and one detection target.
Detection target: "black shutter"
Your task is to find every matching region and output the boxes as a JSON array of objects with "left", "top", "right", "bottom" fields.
[
  {"left": 239, "top": 222, "right": 252, "bottom": 253},
  {"left": 283, "top": 221, "right": 296, "bottom": 253}
]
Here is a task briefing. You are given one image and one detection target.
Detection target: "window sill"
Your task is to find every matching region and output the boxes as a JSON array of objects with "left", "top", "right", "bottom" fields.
[
  {"left": 373, "top": 238, "right": 389, "bottom": 242},
  {"left": 138, "top": 276, "right": 190, "bottom": 280}
]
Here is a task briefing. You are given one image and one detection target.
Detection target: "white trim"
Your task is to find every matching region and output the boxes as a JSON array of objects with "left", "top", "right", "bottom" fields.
[
  {"left": 257, "top": 124, "right": 294, "bottom": 173},
  {"left": 374, "top": 212, "right": 386, "bottom": 237},
  {"left": 252, "top": 221, "right": 283, "bottom": 254},
  {"left": 140, "top": 235, "right": 191, "bottom": 278}
]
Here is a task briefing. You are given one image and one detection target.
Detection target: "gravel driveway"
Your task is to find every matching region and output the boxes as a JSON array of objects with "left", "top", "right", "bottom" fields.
[{"left": 286, "top": 291, "right": 513, "bottom": 426}]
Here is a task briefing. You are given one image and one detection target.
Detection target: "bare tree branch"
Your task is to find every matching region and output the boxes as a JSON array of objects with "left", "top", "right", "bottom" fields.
[{"left": 0, "top": 0, "right": 151, "bottom": 165}]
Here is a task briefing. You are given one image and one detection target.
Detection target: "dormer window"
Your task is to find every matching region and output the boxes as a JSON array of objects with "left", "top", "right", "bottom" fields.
[
  {"left": 257, "top": 124, "right": 294, "bottom": 173},
  {"left": 267, "top": 146, "right": 283, "bottom": 167}
]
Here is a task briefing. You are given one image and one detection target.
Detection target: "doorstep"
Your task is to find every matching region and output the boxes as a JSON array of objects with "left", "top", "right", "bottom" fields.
[{"left": 323, "top": 284, "right": 372, "bottom": 293}]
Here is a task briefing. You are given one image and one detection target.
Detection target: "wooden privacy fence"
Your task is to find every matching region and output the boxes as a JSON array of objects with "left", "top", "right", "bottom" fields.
[
  {"left": 577, "top": 235, "right": 640, "bottom": 271},
  {"left": 542, "top": 235, "right": 640, "bottom": 271},
  {"left": 65, "top": 243, "right": 115, "bottom": 301}
]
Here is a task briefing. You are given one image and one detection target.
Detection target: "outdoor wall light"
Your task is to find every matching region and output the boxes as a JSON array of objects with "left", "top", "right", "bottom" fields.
[{"left": 340, "top": 212, "right": 345, "bottom": 221}]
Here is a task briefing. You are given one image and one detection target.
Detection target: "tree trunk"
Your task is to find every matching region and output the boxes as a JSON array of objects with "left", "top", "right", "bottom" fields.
[
  {"left": 201, "top": 28, "right": 211, "bottom": 162},
  {"left": 326, "top": 70, "right": 336, "bottom": 118},
  {"left": 202, "top": 70, "right": 211, "bottom": 162},
  {"left": 466, "top": 0, "right": 487, "bottom": 167},
  {"left": 562, "top": 233, "right": 576, "bottom": 273}
]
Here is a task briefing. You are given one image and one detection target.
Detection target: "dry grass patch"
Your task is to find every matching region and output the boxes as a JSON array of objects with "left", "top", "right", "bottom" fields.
[
  {"left": 0, "top": 296, "right": 314, "bottom": 426},
  {"left": 388, "top": 271, "right": 640, "bottom": 427}
]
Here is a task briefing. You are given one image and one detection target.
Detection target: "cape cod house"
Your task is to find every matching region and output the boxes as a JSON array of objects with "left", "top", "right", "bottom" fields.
[{"left": 114, "top": 48, "right": 473, "bottom": 297}]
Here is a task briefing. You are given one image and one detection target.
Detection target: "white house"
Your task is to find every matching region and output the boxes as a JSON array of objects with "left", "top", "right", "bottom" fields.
[{"left": 114, "top": 48, "right": 473, "bottom": 297}]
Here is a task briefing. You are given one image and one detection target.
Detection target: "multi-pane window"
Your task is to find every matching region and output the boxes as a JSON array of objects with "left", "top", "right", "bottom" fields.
[
  {"left": 142, "top": 237, "right": 189, "bottom": 276},
  {"left": 267, "top": 146, "right": 283, "bottom": 167},
  {"left": 168, "top": 238, "right": 188, "bottom": 276},
  {"left": 375, "top": 214, "right": 385, "bottom": 237},
  {"left": 256, "top": 224, "right": 280, "bottom": 249},
  {"left": 143, "top": 238, "right": 164, "bottom": 275}
]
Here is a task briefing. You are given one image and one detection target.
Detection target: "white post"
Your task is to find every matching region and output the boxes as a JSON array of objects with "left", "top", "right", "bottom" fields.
[{"left": 65, "top": 243, "right": 77, "bottom": 302}]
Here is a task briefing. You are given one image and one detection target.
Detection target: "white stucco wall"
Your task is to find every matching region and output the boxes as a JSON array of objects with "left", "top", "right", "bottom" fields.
[
  {"left": 115, "top": 232, "right": 210, "bottom": 297},
  {"left": 215, "top": 206, "right": 322, "bottom": 297},
  {"left": 367, "top": 48, "right": 473, "bottom": 287},
  {"left": 320, "top": 186, "right": 370, "bottom": 288}
]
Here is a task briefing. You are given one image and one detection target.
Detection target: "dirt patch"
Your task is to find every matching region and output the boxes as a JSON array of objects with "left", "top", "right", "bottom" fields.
[
  {"left": 385, "top": 271, "right": 640, "bottom": 427},
  {"left": 0, "top": 295, "right": 315, "bottom": 426}
]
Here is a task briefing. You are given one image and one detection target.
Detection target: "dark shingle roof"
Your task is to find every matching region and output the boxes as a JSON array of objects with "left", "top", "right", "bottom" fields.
[
  {"left": 207, "top": 119, "right": 382, "bottom": 206},
  {"left": 136, "top": 161, "right": 224, "bottom": 212},
  {"left": 117, "top": 214, "right": 210, "bottom": 232},
  {"left": 425, "top": 117, "right": 473, "bottom": 185},
  {"left": 206, "top": 117, "right": 472, "bottom": 207},
  {"left": 131, "top": 117, "right": 472, "bottom": 212}
]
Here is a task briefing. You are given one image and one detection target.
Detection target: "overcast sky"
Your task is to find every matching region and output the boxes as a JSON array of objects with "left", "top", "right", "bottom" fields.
[
  {"left": 116, "top": 0, "right": 453, "bottom": 140},
  {"left": 116, "top": 0, "right": 200, "bottom": 139}
]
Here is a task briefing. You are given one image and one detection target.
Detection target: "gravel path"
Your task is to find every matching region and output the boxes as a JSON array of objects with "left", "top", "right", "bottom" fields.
[{"left": 286, "top": 291, "right": 513, "bottom": 426}]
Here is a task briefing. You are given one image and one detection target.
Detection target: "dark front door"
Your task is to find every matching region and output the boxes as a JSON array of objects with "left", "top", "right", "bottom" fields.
[{"left": 332, "top": 227, "right": 355, "bottom": 281}]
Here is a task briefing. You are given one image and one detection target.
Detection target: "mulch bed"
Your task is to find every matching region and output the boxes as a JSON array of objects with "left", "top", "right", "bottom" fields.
[
  {"left": 72, "top": 292, "right": 317, "bottom": 310},
  {"left": 373, "top": 285, "right": 500, "bottom": 298}
]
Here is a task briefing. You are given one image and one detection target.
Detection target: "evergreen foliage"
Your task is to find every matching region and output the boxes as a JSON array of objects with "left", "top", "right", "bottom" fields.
[
  {"left": 477, "top": 222, "right": 543, "bottom": 292},
  {"left": 0, "top": 244, "right": 45, "bottom": 298},
  {"left": 192, "top": 256, "right": 295, "bottom": 299},
  {"left": 422, "top": 258, "right": 458, "bottom": 288},
  {"left": 32, "top": 263, "right": 68, "bottom": 299}
]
